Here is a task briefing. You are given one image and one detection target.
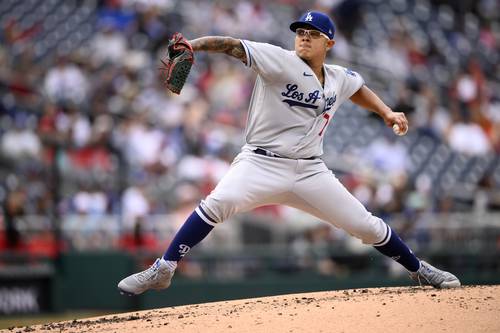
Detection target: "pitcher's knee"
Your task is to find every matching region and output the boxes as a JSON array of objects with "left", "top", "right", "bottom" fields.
[
  {"left": 198, "top": 195, "right": 241, "bottom": 224},
  {"left": 350, "top": 215, "right": 388, "bottom": 245}
]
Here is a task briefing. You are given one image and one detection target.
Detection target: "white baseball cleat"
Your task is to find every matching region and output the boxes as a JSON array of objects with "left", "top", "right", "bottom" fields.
[
  {"left": 409, "top": 260, "right": 461, "bottom": 289},
  {"left": 118, "top": 258, "right": 175, "bottom": 296}
]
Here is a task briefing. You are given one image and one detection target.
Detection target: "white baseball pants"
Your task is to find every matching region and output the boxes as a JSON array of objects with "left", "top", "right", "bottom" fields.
[{"left": 197, "top": 146, "right": 389, "bottom": 245}]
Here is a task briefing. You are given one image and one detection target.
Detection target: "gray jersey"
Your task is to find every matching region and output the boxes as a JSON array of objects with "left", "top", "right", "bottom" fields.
[
  {"left": 240, "top": 40, "right": 364, "bottom": 159},
  {"left": 198, "top": 40, "right": 388, "bottom": 249}
]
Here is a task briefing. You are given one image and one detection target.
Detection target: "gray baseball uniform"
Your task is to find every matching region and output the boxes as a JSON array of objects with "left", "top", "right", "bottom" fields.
[{"left": 196, "top": 40, "right": 390, "bottom": 246}]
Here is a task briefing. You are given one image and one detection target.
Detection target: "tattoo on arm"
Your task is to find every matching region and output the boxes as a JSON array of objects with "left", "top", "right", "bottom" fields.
[{"left": 190, "top": 36, "right": 247, "bottom": 64}]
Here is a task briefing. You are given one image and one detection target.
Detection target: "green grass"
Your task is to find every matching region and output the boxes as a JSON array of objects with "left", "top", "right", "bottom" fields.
[{"left": 0, "top": 311, "right": 117, "bottom": 330}]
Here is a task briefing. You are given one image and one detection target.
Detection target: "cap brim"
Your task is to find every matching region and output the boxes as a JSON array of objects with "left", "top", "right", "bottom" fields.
[{"left": 290, "top": 21, "right": 318, "bottom": 32}]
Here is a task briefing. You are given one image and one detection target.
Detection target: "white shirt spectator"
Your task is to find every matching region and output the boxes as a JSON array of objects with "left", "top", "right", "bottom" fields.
[
  {"left": 90, "top": 28, "right": 127, "bottom": 65},
  {"left": 235, "top": 2, "right": 274, "bottom": 39},
  {"left": 125, "top": 121, "right": 165, "bottom": 166},
  {"left": 456, "top": 74, "right": 477, "bottom": 103},
  {"left": 72, "top": 115, "right": 92, "bottom": 147},
  {"left": 365, "top": 136, "right": 409, "bottom": 174},
  {"left": 122, "top": 186, "right": 150, "bottom": 228},
  {"left": 448, "top": 122, "right": 491, "bottom": 155},
  {"left": 44, "top": 63, "right": 89, "bottom": 105},
  {"left": 74, "top": 191, "right": 108, "bottom": 214},
  {"left": 133, "top": 85, "right": 184, "bottom": 128},
  {"left": 483, "top": 99, "right": 500, "bottom": 123},
  {"left": 368, "top": 38, "right": 410, "bottom": 79},
  {"left": 122, "top": 0, "right": 173, "bottom": 12},
  {"left": 430, "top": 106, "right": 452, "bottom": 137},
  {"left": 1, "top": 128, "right": 41, "bottom": 159},
  {"left": 375, "top": 183, "right": 395, "bottom": 207},
  {"left": 177, "top": 155, "right": 230, "bottom": 183}
]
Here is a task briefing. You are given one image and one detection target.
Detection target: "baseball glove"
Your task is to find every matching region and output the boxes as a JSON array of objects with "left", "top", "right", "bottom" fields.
[{"left": 159, "top": 32, "right": 194, "bottom": 94}]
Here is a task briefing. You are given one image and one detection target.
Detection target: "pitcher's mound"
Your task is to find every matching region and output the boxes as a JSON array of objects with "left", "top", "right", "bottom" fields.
[{"left": 14, "top": 285, "right": 500, "bottom": 333}]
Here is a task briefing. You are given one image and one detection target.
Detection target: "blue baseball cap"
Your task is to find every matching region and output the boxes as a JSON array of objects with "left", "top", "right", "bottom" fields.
[{"left": 290, "top": 11, "right": 335, "bottom": 40}]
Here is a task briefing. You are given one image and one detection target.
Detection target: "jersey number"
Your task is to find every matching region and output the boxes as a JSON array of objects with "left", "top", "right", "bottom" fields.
[{"left": 318, "top": 113, "right": 330, "bottom": 136}]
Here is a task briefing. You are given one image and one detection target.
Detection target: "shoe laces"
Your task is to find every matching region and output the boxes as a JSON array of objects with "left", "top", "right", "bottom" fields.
[
  {"left": 137, "top": 259, "right": 163, "bottom": 283},
  {"left": 418, "top": 262, "right": 448, "bottom": 286},
  {"left": 418, "top": 264, "right": 435, "bottom": 285}
]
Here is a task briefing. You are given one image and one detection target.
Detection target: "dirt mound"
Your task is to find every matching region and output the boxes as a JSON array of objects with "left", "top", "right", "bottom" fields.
[{"left": 4, "top": 285, "right": 499, "bottom": 333}]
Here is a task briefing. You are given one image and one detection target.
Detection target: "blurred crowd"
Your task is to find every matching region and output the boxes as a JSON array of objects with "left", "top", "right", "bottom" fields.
[{"left": 0, "top": 0, "right": 499, "bottom": 257}]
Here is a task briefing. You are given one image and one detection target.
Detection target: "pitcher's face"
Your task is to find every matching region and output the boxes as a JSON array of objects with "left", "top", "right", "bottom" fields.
[{"left": 294, "top": 28, "right": 334, "bottom": 61}]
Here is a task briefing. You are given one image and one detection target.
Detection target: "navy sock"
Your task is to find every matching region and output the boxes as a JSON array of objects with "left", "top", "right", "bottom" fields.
[
  {"left": 373, "top": 225, "right": 420, "bottom": 272},
  {"left": 163, "top": 209, "right": 214, "bottom": 261}
]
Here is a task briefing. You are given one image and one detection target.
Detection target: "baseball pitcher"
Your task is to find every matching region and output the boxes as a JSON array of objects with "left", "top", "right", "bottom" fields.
[{"left": 118, "top": 11, "right": 460, "bottom": 295}]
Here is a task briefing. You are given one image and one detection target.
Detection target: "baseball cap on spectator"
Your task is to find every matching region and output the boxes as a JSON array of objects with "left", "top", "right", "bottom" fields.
[{"left": 290, "top": 11, "right": 335, "bottom": 40}]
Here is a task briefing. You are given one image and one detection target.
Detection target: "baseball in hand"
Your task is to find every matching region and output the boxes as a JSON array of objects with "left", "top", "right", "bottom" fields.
[{"left": 393, "top": 124, "right": 407, "bottom": 136}]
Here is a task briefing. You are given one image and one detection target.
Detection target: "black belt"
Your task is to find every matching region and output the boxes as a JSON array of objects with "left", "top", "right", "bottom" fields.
[{"left": 253, "top": 148, "right": 316, "bottom": 160}]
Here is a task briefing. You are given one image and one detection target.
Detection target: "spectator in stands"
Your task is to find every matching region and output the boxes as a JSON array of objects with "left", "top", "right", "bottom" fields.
[
  {"left": 73, "top": 186, "right": 108, "bottom": 216},
  {"left": 3, "top": 186, "right": 27, "bottom": 250},
  {"left": 370, "top": 31, "right": 410, "bottom": 79},
  {"left": 119, "top": 113, "right": 167, "bottom": 172},
  {"left": 122, "top": 181, "right": 150, "bottom": 229},
  {"left": 119, "top": 217, "right": 159, "bottom": 252},
  {"left": 365, "top": 130, "right": 409, "bottom": 176},
  {"left": 97, "top": 0, "right": 137, "bottom": 33},
  {"left": 481, "top": 96, "right": 500, "bottom": 152},
  {"left": 66, "top": 105, "right": 92, "bottom": 148},
  {"left": 475, "top": 174, "right": 500, "bottom": 211},
  {"left": 447, "top": 112, "right": 491, "bottom": 155},
  {"left": 90, "top": 22, "right": 128, "bottom": 65},
  {"left": 43, "top": 56, "right": 90, "bottom": 106},
  {"left": 136, "top": 6, "right": 168, "bottom": 43},
  {"left": 1, "top": 114, "right": 41, "bottom": 160}
]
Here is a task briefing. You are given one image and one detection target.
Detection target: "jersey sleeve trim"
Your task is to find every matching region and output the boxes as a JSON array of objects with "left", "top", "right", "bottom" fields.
[{"left": 240, "top": 40, "right": 252, "bottom": 68}]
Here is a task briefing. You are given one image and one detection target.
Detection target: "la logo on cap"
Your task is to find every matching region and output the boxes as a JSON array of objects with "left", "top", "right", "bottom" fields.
[{"left": 305, "top": 12, "right": 313, "bottom": 21}]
